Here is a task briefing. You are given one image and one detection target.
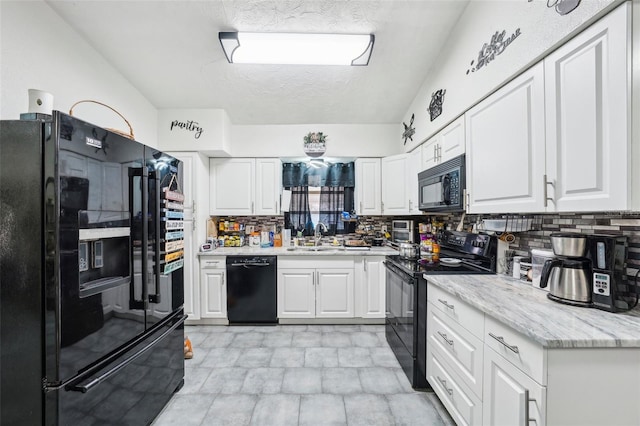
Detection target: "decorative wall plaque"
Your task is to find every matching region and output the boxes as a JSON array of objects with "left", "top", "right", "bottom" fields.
[
  {"left": 303, "top": 132, "right": 327, "bottom": 157},
  {"left": 428, "top": 90, "right": 446, "bottom": 122},
  {"left": 402, "top": 114, "right": 416, "bottom": 145}
]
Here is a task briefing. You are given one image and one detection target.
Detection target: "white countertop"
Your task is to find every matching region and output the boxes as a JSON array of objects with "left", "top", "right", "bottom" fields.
[
  {"left": 425, "top": 273, "right": 640, "bottom": 349},
  {"left": 198, "top": 246, "right": 398, "bottom": 257}
]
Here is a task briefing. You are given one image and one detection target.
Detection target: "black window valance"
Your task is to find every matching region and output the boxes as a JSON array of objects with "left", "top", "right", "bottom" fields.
[{"left": 282, "top": 162, "right": 355, "bottom": 187}]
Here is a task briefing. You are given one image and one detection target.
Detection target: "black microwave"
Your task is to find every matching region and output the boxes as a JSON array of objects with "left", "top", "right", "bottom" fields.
[{"left": 418, "top": 154, "right": 465, "bottom": 212}]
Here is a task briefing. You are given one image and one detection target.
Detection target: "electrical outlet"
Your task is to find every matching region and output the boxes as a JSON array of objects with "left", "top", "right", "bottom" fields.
[{"left": 381, "top": 225, "right": 387, "bottom": 233}]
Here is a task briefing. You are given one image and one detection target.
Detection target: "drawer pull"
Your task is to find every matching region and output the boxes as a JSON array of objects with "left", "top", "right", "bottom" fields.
[
  {"left": 437, "top": 331, "right": 454, "bottom": 346},
  {"left": 437, "top": 376, "right": 453, "bottom": 396},
  {"left": 489, "top": 332, "right": 520, "bottom": 354},
  {"left": 438, "top": 299, "right": 454, "bottom": 309}
]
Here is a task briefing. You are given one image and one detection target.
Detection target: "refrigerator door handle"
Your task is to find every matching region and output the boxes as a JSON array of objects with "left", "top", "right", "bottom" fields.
[
  {"left": 67, "top": 314, "right": 186, "bottom": 393},
  {"left": 128, "top": 166, "right": 146, "bottom": 310},
  {"left": 149, "top": 170, "right": 162, "bottom": 304}
]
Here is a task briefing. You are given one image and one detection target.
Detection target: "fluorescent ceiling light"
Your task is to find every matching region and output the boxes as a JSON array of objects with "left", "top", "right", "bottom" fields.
[{"left": 219, "top": 32, "right": 375, "bottom": 66}]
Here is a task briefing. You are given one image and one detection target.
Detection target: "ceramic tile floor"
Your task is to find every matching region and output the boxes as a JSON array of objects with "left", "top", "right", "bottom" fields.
[{"left": 153, "top": 325, "right": 455, "bottom": 426}]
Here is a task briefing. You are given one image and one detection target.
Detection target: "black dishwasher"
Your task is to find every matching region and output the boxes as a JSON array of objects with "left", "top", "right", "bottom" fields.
[{"left": 226, "top": 256, "right": 277, "bottom": 324}]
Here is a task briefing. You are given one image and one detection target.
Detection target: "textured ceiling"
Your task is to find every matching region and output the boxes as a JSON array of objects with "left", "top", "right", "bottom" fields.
[{"left": 46, "top": 0, "right": 469, "bottom": 125}]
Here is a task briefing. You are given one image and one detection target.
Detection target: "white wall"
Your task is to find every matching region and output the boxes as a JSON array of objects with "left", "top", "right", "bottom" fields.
[
  {"left": 0, "top": 1, "right": 158, "bottom": 148},
  {"left": 401, "top": 0, "right": 620, "bottom": 152},
  {"left": 230, "top": 123, "right": 398, "bottom": 158}
]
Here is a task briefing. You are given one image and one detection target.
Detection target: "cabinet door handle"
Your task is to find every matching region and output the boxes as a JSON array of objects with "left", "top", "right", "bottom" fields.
[
  {"left": 488, "top": 332, "right": 520, "bottom": 354},
  {"left": 251, "top": 201, "right": 254, "bottom": 214},
  {"left": 437, "top": 331, "right": 454, "bottom": 346},
  {"left": 364, "top": 259, "right": 367, "bottom": 272},
  {"left": 543, "top": 174, "right": 554, "bottom": 208},
  {"left": 436, "top": 376, "right": 453, "bottom": 396},
  {"left": 438, "top": 298, "right": 454, "bottom": 309},
  {"left": 381, "top": 201, "right": 384, "bottom": 213},
  {"left": 359, "top": 201, "right": 363, "bottom": 213},
  {"left": 524, "top": 390, "right": 537, "bottom": 424},
  {"left": 221, "top": 271, "right": 225, "bottom": 284},
  {"left": 464, "top": 189, "right": 469, "bottom": 211},
  {"left": 433, "top": 145, "right": 437, "bottom": 162}
]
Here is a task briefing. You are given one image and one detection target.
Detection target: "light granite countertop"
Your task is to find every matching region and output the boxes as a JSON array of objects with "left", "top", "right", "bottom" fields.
[
  {"left": 198, "top": 246, "right": 398, "bottom": 257},
  {"left": 425, "top": 273, "right": 640, "bottom": 349}
]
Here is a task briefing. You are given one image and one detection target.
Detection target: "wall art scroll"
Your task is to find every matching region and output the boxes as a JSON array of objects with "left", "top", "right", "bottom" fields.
[{"left": 466, "top": 28, "right": 522, "bottom": 75}]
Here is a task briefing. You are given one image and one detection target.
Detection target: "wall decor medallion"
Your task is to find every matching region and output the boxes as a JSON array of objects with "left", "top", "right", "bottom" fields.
[
  {"left": 170, "top": 119, "right": 204, "bottom": 139},
  {"left": 528, "top": 0, "right": 581, "bottom": 16},
  {"left": 428, "top": 90, "right": 446, "bottom": 122},
  {"left": 466, "top": 28, "right": 522, "bottom": 75},
  {"left": 303, "top": 132, "right": 327, "bottom": 157},
  {"left": 402, "top": 114, "right": 416, "bottom": 145}
]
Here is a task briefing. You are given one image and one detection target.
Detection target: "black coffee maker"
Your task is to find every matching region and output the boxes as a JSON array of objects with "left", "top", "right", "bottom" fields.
[{"left": 588, "top": 235, "right": 638, "bottom": 313}]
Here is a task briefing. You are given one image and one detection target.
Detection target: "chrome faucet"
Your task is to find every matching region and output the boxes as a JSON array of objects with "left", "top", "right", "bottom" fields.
[{"left": 314, "top": 222, "right": 328, "bottom": 245}]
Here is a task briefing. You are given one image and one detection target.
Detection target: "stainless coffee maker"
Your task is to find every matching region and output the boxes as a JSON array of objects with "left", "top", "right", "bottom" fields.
[
  {"left": 540, "top": 233, "right": 592, "bottom": 306},
  {"left": 588, "top": 234, "right": 637, "bottom": 312},
  {"left": 540, "top": 233, "right": 638, "bottom": 312}
]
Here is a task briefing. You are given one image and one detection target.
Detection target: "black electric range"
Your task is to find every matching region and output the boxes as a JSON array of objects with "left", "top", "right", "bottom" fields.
[{"left": 384, "top": 231, "right": 497, "bottom": 391}]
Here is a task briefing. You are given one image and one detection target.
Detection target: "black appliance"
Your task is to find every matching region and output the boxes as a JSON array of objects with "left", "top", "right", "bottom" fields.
[
  {"left": 418, "top": 154, "right": 465, "bottom": 212},
  {"left": 588, "top": 235, "right": 638, "bottom": 313},
  {"left": 0, "top": 112, "right": 186, "bottom": 425},
  {"left": 385, "top": 230, "right": 497, "bottom": 390},
  {"left": 226, "top": 256, "right": 278, "bottom": 324}
]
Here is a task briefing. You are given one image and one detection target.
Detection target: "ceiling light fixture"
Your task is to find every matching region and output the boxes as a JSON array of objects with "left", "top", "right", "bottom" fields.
[{"left": 219, "top": 32, "right": 375, "bottom": 66}]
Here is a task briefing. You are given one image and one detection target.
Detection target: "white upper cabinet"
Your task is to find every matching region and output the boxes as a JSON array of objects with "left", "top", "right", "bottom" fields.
[
  {"left": 255, "top": 158, "right": 282, "bottom": 215},
  {"left": 355, "top": 158, "right": 382, "bottom": 215},
  {"left": 407, "top": 148, "right": 422, "bottom": 214},
  {"left": 465, "top": 63, "right": 546, "bottom": 214},
  {"left": 209, "top": 158, "right": 281, "bottom": 215},
  {"left": 381, "top": 153, "right": 409, "bottom": 215},
  {"left": 422, "top": 116, "right": 466, "bottom": 172},
  {"left": 544, "top": 3, "right": 630, "bottom": 212},
  {"left": 465, "top": 3, "right": 632, "bottom": 214}
]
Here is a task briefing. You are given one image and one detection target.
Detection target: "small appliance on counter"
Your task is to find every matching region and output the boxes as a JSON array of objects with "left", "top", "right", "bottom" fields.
[
  {"left": 540, "top": 233, "right": 638, "bottom": 312},
  {"left": 391, "top": 220, "right": 416, "bottom": 244}
]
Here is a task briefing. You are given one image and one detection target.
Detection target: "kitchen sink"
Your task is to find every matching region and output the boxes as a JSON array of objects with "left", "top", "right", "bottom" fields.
[{"left": 285, "top": 246, "right": 345, "bottom": 252}]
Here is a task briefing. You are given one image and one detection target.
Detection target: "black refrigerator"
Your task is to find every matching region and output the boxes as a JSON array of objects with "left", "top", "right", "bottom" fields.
[{"left": 0, "top": 111, "right": 186, "bottom": 425}]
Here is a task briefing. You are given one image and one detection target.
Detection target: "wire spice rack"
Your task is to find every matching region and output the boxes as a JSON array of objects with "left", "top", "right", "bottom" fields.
[{"left": 480, "top": 215, "right": 541, "bottom": 233}]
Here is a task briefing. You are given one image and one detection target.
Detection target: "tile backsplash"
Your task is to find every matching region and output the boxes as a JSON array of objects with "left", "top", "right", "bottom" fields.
[{"left": 441, "top": 212, "right": 640, "bottom": 282}]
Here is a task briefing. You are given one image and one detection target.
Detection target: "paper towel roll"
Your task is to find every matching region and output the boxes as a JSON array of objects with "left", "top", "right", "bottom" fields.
[{"left": 28, "top": 89, "right": 53, "bottom": 114}]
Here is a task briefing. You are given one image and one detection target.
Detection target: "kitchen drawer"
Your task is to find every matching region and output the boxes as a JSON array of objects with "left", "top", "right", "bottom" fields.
[
  {"left": 484, "top": 315, "right": 546, "bottom": 385},
  {"left": 427, "top": 345, "right": 483, "bottom": 426},
  {"left": 201, "top": 256, "right": 226, "bottom": 269},
  {"left": 278, "top": 256, "right": 354, "bottom": 269},
  {"left": 428, "top": 303, "right": 483, "bottom": 398},
  {"left": 427, "top": 283, "right": 484, "bottom": 338}
]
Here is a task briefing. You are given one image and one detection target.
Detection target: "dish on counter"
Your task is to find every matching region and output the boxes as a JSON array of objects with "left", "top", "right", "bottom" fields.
[{"left": 440, "top": 258, "right": 462, "bottom": 266}]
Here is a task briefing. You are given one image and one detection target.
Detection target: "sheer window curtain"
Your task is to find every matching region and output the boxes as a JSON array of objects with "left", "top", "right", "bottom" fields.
[
  {"left": 319, "top": 186, "right": 345, "bottom": 234},
  {"left": 287, "top": 186, "right": 313, "bottom": 235}
]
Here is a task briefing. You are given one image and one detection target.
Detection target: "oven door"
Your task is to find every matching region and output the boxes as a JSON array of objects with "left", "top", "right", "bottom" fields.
[{"left": 384, "top": 260, "right": 416, "bottom": 354}]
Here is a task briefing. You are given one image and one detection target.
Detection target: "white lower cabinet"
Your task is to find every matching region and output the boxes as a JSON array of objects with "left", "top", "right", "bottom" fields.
[
  {"left": 277, "top": 257, "right": 356, "bottom": 320},
  {"left": 355, "top": 256, "right": 386, "bottom": 318},
  {"left": 199, "top": 256, "right": 227, "bottom": 319},
  {"left": 427, "top": 345, "right": 483, "bottom": 426},
  {"left": 483, "top": 346, "right": 545, "bottom": 426},
  {"left": 427, "top": 282, "right": 640, "bottom": 426}
]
